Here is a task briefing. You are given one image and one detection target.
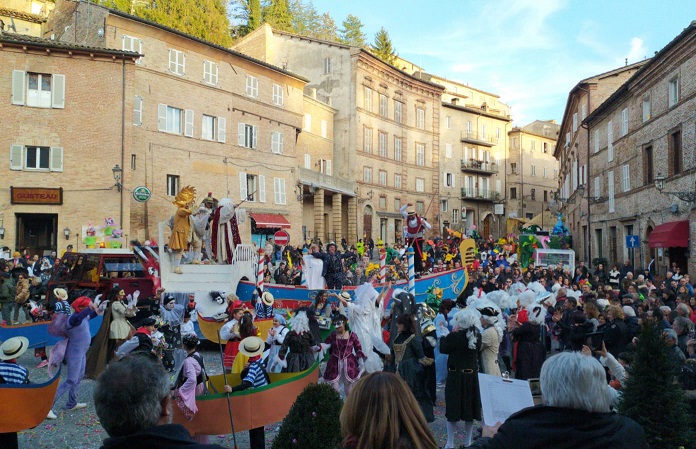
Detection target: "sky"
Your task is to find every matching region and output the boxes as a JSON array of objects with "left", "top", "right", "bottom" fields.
[{"left": 313, "top": 0, "right": 693, "bottom": 126}]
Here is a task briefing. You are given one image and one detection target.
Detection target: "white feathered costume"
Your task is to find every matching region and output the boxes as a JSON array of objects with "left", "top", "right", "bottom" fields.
[{"left": 344, "top": 283, "right": 390, "bottom": 373}]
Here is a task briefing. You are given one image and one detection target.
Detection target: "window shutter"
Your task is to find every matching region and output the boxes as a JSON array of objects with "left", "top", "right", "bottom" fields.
[
  {"left": 12, "top": 70, "right": 25, "bottom": 105},
  {"left": 304, "top": 154, "right": 310, "bottom": 169},
  {"left": 271, "top": 132, "right": 278, "bottom": 153},
  {"left": 133, "top": 96, "right": 143, "bottom": 125},
  {"left": 158, "top": 104, "right": 167, "bottom": 131},
  {"left": 259, "top": 175, "right": 266, "bottom": 203},
  {"left": 217, "top": 117, "right": 226, "bottom": 143},
  {"left": 252, "top": 126, "right": 258, "bottom": 149},
  {"left": 10, "top": 145, "right": 23, "bottom": 170},
  {"left": 122, "top": 35, "right": 127, "bottom": 50},
  {"left": 278, "top": 133, "right": 283, "bottom": 153},
  {"left": 184, "top": 109, "right": 194, "bottom": 137},
  {"left": 239, "top": 172, "right": 247, "bottom": 201},
  {"left": 51, "top": 74, "right": 65, "bottom": 109},
  {"left": 274, "top": 177, "right": 280, "bottom": 204},
  {"left": 50, "top": 147, "right": 64, "bottom": 172},
  {"left": 326, "top": 160, "right": 331, "bottom": 176},
  {"left": 238, "top": 123, "right": 245, "bottom": 146},
  {"left": 279, "top": 178, "right": 286, "bottom": 204},
  {"left": 594, "top": 177, "right": 600, "bottom": 199}
]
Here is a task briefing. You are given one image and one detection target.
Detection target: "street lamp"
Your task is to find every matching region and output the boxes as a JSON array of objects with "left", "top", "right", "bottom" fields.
[
  {"left": 63, "top": 227, "right": 71, "bottom": 240},
  {"left": 112, "top": 164, "right": 123, "bottom": 192},
  {"left": 654, "top": 172, "right": 696, "bottom": 203}
]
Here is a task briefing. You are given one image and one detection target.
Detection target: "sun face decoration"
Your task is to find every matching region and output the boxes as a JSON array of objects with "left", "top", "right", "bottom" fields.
[{"left": 173, "top": 185, "right": 196, "bottom": 208}]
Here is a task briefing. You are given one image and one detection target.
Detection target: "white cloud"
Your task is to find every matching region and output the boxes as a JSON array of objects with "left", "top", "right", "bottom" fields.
[
  {"left": 625, "top": 37, "right": 648, "bottom": 64},
  {"left": 450, "top": 63, "right": 475, "bottom": 73}
]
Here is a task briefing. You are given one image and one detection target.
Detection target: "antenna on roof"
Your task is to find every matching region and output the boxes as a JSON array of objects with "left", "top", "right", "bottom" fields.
[{"left": 625, "top": 58, "right": 628, "bottom": 66}]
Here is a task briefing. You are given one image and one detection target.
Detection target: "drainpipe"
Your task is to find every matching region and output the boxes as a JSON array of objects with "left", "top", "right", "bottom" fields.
[
  {"left": 120, "top": 57, "right": 126, "bottom": 232},
  {"left": 578, "top": 86, "right": 591, "bottom": 265}
]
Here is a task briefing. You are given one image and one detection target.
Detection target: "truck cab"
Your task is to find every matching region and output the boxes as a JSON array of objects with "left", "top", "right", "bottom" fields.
[{"left": 47, "top": 249, "right": 155, "bottom": 305}]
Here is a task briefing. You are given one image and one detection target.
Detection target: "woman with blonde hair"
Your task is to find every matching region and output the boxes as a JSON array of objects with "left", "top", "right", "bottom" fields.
[{"left": 340, "top": 371, "right": 438, "bottom": 449}]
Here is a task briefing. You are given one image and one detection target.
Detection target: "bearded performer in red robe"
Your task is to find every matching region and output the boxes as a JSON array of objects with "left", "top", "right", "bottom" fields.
[{"left": 210, "top": 198, "right": 242, "bottom": 263}]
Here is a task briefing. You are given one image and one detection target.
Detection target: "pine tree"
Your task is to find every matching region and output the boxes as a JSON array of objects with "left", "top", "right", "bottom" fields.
[
  {"left": 371, "top": 27, "right": 397, "bottom": 65},
  {"left": 314, "top": 12, "right": 338, "bottom": 42},
  {"left": 248, "top": 0, "right": 261, "bottom": 30},
  {"left": 119, "top": 0, "right": 232, "bottom": 46},
  {"left": 339, "top": 14, "right": 366, "bottom": 47},
  {"left": 619, "top": 320, "right": 694, "bottom": 448},
  {"left": 271, "top": 383, "right": 343, "bottom": 449},
  {"left": 289, "top": 0, "right": 319, "bottom": 37},
  {"left": 263, "top": 0, "right": 293, "bottom": 32}
]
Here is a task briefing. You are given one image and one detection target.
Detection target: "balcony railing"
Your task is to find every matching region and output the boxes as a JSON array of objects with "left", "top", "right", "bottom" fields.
[
  {"left": 297, "top": 167, "right": 355, "bottom": 196},
  {"left": 460, "top": 159, "right": 498, "bottom": 174},
  {"left": 460, "top": 131, "right": 498, "bottom": 147},
  {"left": 460, "top": 188, "right": 500, "bottom": 201}
]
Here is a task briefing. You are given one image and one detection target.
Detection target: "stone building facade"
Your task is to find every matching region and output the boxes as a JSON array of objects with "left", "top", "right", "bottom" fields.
[
  {"left": 235, "top": 24, "right": 444, "bottom": 245},
  {"left": 0, "top": 32, "right": 138, "bottom": 255},
  {"left": 45, "top": 1, "right": 309, "bottom": 247},
  {"left": 584, "top": 22, "right": 696, "bottom": 275},
  {"left": 554, "top": 61, "right": 646, "bottom": 264},
  {"left": 507, "top": 121, "right": 560, "bottom": 224}
]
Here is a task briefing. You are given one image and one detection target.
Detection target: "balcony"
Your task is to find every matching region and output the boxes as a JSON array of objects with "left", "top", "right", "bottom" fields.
[
  {"left": 297, "top": 167, "right": 355, "bottom": 197},
  {"left": 460, "top": 131, "right": 498, "bottom": 147},
  {"left": 461, "top": 188, "right": 500, "bottom": 202},
  {"left": 460, "top": 159, "right": 499, "bottom": 175}
]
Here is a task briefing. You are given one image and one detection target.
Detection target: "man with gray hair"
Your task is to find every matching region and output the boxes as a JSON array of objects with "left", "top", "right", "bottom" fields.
[
  {"left": 470, "top": 351, "right": 648, "bottom": 448},
  {"left": 664, "top": 328, "right": 687, "bottom": 371},
  {"left": 94, "top": 353, "right": 225, "bottom": 449}
]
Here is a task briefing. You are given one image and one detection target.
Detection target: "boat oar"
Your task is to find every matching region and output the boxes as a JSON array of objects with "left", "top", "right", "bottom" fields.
[{"left": 217, "top": 330, "right": 239, "bottom": 449}]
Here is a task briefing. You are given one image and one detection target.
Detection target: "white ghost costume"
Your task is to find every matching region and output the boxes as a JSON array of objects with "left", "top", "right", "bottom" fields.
[
  {"left": 344, "top": 283, "right": 390, "bottom": 373},
  {"left": 302, "top": 254, "right": 326, "bottom": 289}
]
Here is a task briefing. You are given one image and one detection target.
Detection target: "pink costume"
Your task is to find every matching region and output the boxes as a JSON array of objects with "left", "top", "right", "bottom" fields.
[{"left": 322, "top": 331, "right": 365, "bottom": 395}]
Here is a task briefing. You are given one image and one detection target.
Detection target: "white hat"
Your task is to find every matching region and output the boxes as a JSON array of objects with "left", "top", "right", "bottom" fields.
[
  {"left": 53, "top": 288, "right": 68, "bottom": 301},
  {"left": 261, "top": 291, "right": 275, "bottom": 307},
  {"left": 339, "top": 291, "right": 351, "bottom": 301},
  {"left": 238, "top": 336, "right": 265, "bottom": 358},
  {"left": 0, "top": 336, "right": 29, "bottom": 361}
]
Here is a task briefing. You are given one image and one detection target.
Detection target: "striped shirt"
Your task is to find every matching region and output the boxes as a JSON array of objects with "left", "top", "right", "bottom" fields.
[
  {"left": 0, "top": 362, "right": 29, "bottom": 384},
  {"left": 243, "top": 360, "right": 269, "bottom": 389}
]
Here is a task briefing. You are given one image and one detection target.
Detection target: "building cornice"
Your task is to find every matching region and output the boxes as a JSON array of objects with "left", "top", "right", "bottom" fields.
[{"left": 442, "top": 101, "right": 512, "bottom": 122}]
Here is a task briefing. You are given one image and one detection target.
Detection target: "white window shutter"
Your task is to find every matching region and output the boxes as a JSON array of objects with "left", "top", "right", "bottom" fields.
[
  {"left": 259, "top": 175, "right": 266, "bottom": 203},
  {"left": 304, "top": 154, "right": 311, "bottom": 169},
  {"left": 594, "top": 177, "right": 600, "bottom": 199},
  {"left": 184, "top": 109, "right": 194, "bottom": 137},
  {"left": 252, "top": 126, "right": 258, "bottom": 149},
  {"left": 52, "top": 74, "right": 65, "bottom": 109},
  {"left": 239, "top": 172, "right": 247, "bottom": 201},
  {"left": 158, "top": 103, "right": 167, "bottom": 131},
  {"left": 278, "top": 133, "right": 283, "bottom": 153},
  {"left": 217, "top": 117, "right": 226, "bottom": 143},
  {"left": 50, "top": 147, "right": 64, "bottom": 172},
  {"left": 326, "top": 160, "right": 331, "bottom": 176},
  {"left": 10, "top": 145, "right": 23, "bottom": 170},
  {"left": 238, "top": 123, "right": 245, "bottom": 146},
  {"left": 133, "top": 96, "right": 142, "bottom": 125},
  {"left": 274, "top": 178, "right": 280, "bottom": 204},
  {"left": 279, "top": 178, "right": 286, "bottom": 204},
  {"left": 12, "top": 70, "right": 25, "bottom": 105}
]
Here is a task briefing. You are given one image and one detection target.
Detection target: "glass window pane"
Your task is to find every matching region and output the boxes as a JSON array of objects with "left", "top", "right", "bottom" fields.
[
  {"left": 26, "top": 147, "right": 37, "bottom": 167},
  {"left": 39, "top": 147, "right": 50, "bottom": 168},
  {"left": 41, "top": 75, "right": 52, "bottom": 92},
  {"left": 28, "top": 74, "right": 38, "bottom": 90}
]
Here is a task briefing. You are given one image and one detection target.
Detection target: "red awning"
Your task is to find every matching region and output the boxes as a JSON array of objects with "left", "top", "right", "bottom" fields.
[
  {"left": 249, "top": 213, "right": 291, "bottom": 229},
  {"left": 648, "top": 220, "right": 689, "bottom": 248}
]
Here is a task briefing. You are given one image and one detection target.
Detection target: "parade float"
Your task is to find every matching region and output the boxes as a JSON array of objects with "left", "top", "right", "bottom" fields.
[
  {"left": 518, "top": 211, "right": 575, "bottom": 273},
  {"left": 0, "top": 368, "right": 61, "bottom": 434}
]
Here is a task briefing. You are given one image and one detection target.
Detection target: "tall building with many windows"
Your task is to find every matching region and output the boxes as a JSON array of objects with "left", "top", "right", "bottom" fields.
[
  {"left": 507, "top": 121, "right": 560, "bottom": 224},
  {"left": 235, "top": 24, "right": 444, "bottom": 245},
  {"left": 583, "top": 22, "right": 696, "bottom": 275}
]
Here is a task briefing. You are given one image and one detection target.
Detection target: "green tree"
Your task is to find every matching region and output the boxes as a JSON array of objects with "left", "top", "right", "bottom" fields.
[
  {"left": 288, "top": 0, "right": 319, "bottom": 36},
  {"left": 110, "top": 0, "right": 232, "bottom": 46},
  {"left": 263, "top": 0, "right": 293, "bottom": 32},
  {"left": 227, "top": 0, "right": 262, "bottom": 38},
  {"left": 313, "top": 12, "right": 338, "bottom": 42},
  {"left": 371, "top": 27, "right": 397, "bottom": 65},
  {"left": 619, "top": 320, "right": 694, "bottom": 448},
  {"left": 339, "top": 14, "right": 366, "bottom": 47}
]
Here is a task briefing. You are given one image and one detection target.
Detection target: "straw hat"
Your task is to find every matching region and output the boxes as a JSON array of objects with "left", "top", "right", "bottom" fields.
[
  {"left": 261, "top": 291, "right": 275, "bottom": 307},
  {"left": 238, "top": 336, "right": 265, "bottom": 358},
  {"left": 339, "top": 292, "right": 351, "bottom": 301},
  {"left": 0, "top": 336, "right": 29, "bottom": 360},
  {"left": 53, "top": 288, "right": 68, "bottom": 301}
]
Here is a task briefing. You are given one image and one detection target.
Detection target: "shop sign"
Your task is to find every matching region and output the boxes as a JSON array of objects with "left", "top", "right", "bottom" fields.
[
  {"left": 11, "top": 187, "right": 63, "bottom": 205},
  {"left": 132, "top": 186, "right": 152, "bottom": 203}
]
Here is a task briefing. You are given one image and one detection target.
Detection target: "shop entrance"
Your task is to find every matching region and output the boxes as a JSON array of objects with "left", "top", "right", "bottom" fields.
[{"left": 15, "top": 213, "right": 57, "bottom": 257}]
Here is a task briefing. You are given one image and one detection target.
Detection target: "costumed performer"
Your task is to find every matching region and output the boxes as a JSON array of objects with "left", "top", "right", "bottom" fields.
[
  {"left": 400, "top": 203, "right": 432, "bottom": 273},
  {"left": 173, "top": 334, "right": 210, "bottom": 443},
  {"left": 302, "top": 244, "right": 326, "bottom": 289},
  {"left": 254, "top": 290, "right": 275, "bottom": 320},
  {"left": 192, "top": 193, "right": 216, "bottom": 261},
  {"left": 510, "top": 302, "right": 547, "bottom": 380},
  {"left": 0, "top": 337, "right": 31, "bottom": 449},
  {"left": 210, "top": 198, "right": 241, "bottom": 264},
  {"left": 48, "top": 296, "right": 105, "bottom": 420},
  {"left": 418, "top": 304, "right": 439, "bottom": 406},
  {"left": 265, "top": 313, "right": 289, "bottom": 373},
  {"left": 471, "top": 298, "right": 503, "bottom": 377},
  {"left": 219, "top": 299, "right": 244, "bottom": 369},
  {"left": 439, "top": 307, "right": 483, "bottom": 449},
  {"left": 160, "top": 294, "right": 186, "bottom": 372},
  {"left": 114, "top": 317, "right": 158, "bottom": 360},
  {"left": 434, "top": 299, "right": 456, "bottom": 384},
  {"left": 338, "top": 282, "right": 391, "bottom": 373},
  {"left": 321, "top": 314, "right": 366, "bottom": 397},
  {"left": 276, "top": 309, "right": 316, "bottom": 373},
  {"left": 109, "top": 287, "right": 137, "bottom": 360},
  {"left": 230, "top": 310, "right": 260, "bottom": 373},
  {"left": 168, "top": 186, "right": 199, "bottom": 273}
]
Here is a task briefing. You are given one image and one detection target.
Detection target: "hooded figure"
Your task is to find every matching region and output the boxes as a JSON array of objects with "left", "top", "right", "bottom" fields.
[{"left": 389, "top": 289, "right": 417, "bottom": 341}]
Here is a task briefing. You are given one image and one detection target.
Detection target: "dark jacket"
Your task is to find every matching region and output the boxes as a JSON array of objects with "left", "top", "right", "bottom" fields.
[
  {"left": 100, "top": 424, "right": 226, "bottom": 449},
  {"left": 603, "top": 319, "right": 630, "bottom": 357},
  {"left": 469, "top": 405, "right": 648, "bottom": 449}
]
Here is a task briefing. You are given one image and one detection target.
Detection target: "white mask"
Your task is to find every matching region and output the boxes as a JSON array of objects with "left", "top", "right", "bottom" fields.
[{"left": 165, "top": 301, "right": 176, "bottom": 311}]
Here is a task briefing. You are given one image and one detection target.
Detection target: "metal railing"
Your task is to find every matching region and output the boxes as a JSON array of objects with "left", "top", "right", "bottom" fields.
[
  {"left": 460, "top": 188, "right": 500, "bottom": 201},
  {"left": 460, "top": 131, "right": 499, "bottom": 145},
  {"left": 460, "top": 159, "right": 498, "bottom": 174}
]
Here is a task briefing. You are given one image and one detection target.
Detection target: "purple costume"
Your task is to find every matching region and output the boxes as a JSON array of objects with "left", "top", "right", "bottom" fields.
[
  {"left": 53, "top": 308, "right": 97, "bottom": 409},
  {"left": 322, "top": 331, "right": 365, "bottom": 387}
]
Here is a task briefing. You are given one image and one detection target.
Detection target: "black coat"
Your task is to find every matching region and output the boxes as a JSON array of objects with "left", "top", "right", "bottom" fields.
[
  {"left": 469, "top": 405, "right": 648, "bottom": 449},
  {"left": 439, "top": 327, "right": 482, "bottom": 422},
  {"left": 603, "top": 319, "right": 630, "bottom": 357},
  {"left": 100, "top": 424, "right": 226, "bottom": 449},
  {"left": 512, "top": 322, "right": 546, "bottom": 380}
]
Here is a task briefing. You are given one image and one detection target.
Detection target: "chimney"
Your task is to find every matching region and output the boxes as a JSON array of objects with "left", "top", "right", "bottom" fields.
[{"left": 310, "top": 88, "right": 317, "bottom": 99}]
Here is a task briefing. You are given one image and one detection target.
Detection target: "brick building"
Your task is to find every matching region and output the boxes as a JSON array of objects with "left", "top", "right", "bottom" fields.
[
  {"left": 583, "top": 21, "right": 696, "bottom": 275},
  {"left": 0, "top": 31, "right": 138, "bottom": 255}
]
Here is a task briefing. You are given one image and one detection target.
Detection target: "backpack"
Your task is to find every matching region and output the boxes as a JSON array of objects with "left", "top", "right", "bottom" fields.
[
  {"left": 680, "top": 362, "right": 696, "bottom": 390},
  {"left": 175, "top": 353, "right": 212, "bottom": 394}
]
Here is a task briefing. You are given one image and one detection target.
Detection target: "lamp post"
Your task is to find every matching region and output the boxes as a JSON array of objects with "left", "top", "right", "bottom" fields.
[
  {"left": 654, "top": 172, "right": 696, "bottom": 203},
  {"left": 112, "top": 164, "right": 124, "bottom": 233}
]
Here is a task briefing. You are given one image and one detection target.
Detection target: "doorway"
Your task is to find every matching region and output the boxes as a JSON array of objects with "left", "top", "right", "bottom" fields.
[
  {"left": 363, "top": 206, "right": 373, "bottom": 241},
  {"left": 16, "top": 213, "right": 57, "bottom": 257}
]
